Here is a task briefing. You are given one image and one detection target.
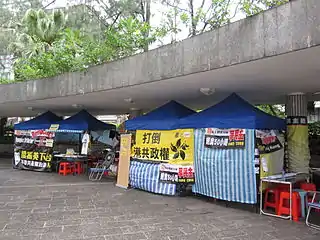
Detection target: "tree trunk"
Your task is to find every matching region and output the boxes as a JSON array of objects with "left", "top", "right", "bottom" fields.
[
  {"left": 143, "top": 0, "right": 151, "bottom": 52},
  {"left": 189, "top": 0, "right": 196, "bottom": 36},
  {"left": 268, "top": 104, "right": 277, "bottom": 116}
]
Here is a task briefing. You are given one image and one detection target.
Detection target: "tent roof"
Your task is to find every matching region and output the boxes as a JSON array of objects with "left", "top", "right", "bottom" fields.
[
  {"left": 176, "top": 93, "right": 286, "bottom": 130},
  {"left": 56, "top": 110, "right": 115, "bottom": 132},
  {"left": 14, "top": 111, "right": 61, "bottom": 130},
  {"left": 126, "top": 100, "right": 195, "bottom": 130}
]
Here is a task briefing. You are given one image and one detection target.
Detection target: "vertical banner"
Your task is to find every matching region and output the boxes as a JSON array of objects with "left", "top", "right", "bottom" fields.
[
  {"left": 133, "top": 129, "right": 194, "bottom": 164},
  {"left": 286, "top": 116, "right": 310, "bottom": 173},
  {"left": 116, "top": 134, "right": 132, "bottom": 189},
  {"left": 256, "top": 130, "right": 285, "bottom": 190},
  {"left": 13, "top": 130, "right": 55, "bottom": 171},
  {"left": 256, "top": 130, "right": 283, "bottom": 154}
]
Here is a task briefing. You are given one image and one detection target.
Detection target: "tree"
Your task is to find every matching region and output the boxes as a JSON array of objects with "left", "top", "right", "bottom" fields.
[
  {"left": 4, "top": 0, "right": 292, "bottom": 84},
  {"left": 239, "top": 0, "right": 289, "bottom": 16},
  {"left": 85, "top": 0, "right": 152, "bottom": 51},
  {"left": 0, "top": 0, "right": 43, "bottom": 54},
  {"left": 160, "top": 0, "right": 182, "bottom": 43},
  {"left": 257, "top": 104, "right": 285, "bottom": 118},
  {"left": 103, "top": 17, "right": 156, "bottom": 58},
  {"left": 0, "top": 117, "right": 8, "bottom": 137},
  {"left": 161, "top": 0, "right": 232, "bottom": 38},
  {"left": 160, "top": 0, "right": 289, "bottom": 40},
  {"left": 12, "top": 15, "right": 159, "bottom": 82},
  {"left": 9, "top": 8, "right": 67, "bottom": 58},
  {"left": 64, "top": 4, "right": 105, "bottom": 41}
]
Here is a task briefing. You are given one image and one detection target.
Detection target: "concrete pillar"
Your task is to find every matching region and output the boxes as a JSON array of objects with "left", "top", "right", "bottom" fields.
[
  {"left": 285, "top": 93, "right": 310, "bottom": 173},
  {"left": 118, "top": 109, "right": 143, "bottom": 133},
  {"left": 129, "top": 109, "right": 143, "bottom": 120}
]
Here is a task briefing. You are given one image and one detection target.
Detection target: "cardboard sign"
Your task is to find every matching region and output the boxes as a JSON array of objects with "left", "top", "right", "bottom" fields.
[
  {"left": 48, "top": 124, "right": 59, "bottom": 131},
  {"left": 116, "top": 134, "right": 132, "bottom": 189}
]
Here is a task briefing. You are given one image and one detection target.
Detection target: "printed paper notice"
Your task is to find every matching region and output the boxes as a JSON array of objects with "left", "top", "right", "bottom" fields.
[{"left": 261, "top": 157, "right": 268, "bottom": 172}]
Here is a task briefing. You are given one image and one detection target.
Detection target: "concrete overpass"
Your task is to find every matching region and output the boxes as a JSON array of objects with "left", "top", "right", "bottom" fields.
[{"left": 0, "top": 0, "right": 319, "bottom": 117}]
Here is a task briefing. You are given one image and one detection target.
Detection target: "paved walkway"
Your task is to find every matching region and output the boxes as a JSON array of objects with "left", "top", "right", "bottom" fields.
[{"left": 0, "top": 158, "right": 319, "bottom": 240}]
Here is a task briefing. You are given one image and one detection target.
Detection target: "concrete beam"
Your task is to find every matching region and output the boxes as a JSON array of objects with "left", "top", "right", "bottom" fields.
[{"left": 0, "top": 0, "right": 319, "bottom": 104}]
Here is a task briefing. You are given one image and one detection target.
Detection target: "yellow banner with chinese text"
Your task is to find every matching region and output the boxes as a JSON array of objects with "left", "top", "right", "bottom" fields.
[
  {"left": 20, "top": 150, "right": 52, "bottom": 168},
  {"left": 132, "top": 129, "right": 194, "bottom": 164}
]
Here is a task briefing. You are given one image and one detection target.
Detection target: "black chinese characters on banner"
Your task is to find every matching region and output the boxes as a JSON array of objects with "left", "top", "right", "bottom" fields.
[
  {"left": 14, "top": 130, "right": 55, "bottom": 171},
  {"left": 159, "top": 164, "right": 195, "bottom": 184},
  {"left": 133, "top": 146, "right": 170, "bottom": 161},
  {"left": 133, "top": 132, "right": 170, "bottom": 161},
  {"left": 204, "top": 128, "right": 246, "bottom": 149},
  {"left": 255, "top": 130, "right": 283, "bottom": 154}
]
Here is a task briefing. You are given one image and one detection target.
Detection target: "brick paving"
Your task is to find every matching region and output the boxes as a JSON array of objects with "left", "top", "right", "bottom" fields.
[{"left": 0, "top": 158, "right": 319, "bottom": 240}]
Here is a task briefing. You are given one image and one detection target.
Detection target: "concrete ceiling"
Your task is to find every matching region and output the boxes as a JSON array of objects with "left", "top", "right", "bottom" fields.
[{"left": 1, "top": 45, "right": 320, "bottom": 117}]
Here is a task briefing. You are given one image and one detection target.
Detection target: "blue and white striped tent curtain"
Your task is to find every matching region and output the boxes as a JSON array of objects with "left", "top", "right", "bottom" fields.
[
  {"left": 130, "top": 160, "right": 176, "bottom": 196},
  {"left": 192, "top": 129, "right": 257, "bottom": 204}
]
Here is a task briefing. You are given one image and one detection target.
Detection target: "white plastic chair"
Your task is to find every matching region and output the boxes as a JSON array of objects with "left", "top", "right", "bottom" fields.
[{"left": 306, "top": 191, "right": 320, "bottom": 230}]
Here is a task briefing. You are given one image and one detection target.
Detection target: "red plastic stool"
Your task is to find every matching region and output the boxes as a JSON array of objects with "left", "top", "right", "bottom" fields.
[
  {"left": 278, "top": 191, "right": 301, "bottom": 222},
  {"left": 74, "top": 162, "right": 84, "bottom": 175},
  {"left": 277, "top": 184, "right": 290, "bottom": 191},
  {"left": 300, "top": 183, "right": 318, "bottom": 211},
  {"left": 58, "top": 162, "right": 74, "bottom": 176},
  {"left": 300, "top": 183, "right": 316, "bottom": 192},
  {"left": 264, "top": 188, "right": 280, "bottom": 213}
]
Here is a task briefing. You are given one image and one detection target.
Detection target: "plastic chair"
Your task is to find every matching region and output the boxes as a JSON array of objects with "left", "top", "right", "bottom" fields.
[
  {"left": 301, "top": 183, "right": 317, "bottom": 203},
  {"left": 293, "top": 189, "right": 308, "bottom": 218},
  {"left": 264, "top": 188, "right": 280, "bottom": 214},
  {"left": 74, "top": 162, "right": 84, "bottom": 175},
  {"left": 89, "top": 151, "right": 115, "bottom": 181},
  {"left": 58, "top": 162, "right": 74, "bottom": 176},
  {"left": 306, "top": 191, "right": 320, "bottom": 230},
  {"left": 278, "top": 191, "right": 301, "bottom": 222}
]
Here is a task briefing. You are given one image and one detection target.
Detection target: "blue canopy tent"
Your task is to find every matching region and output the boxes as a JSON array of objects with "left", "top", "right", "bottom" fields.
[
  {"left": 14, "top": 111, "right": 61, "bottom": 130},
  {"left": 126, "top": 100, "right": 195, "bottom": 130},
  {"left": 176, "top": 93, "right": 285, "bottom": 130},
  {"left": 54, "top": 110, "right": 115, "bottom": 133},
  {"left": 175, "top": 93, "right": 286, "bottom": 204},
  {"left": 126, "top": 100, "right": 195, "bottom": 196}
]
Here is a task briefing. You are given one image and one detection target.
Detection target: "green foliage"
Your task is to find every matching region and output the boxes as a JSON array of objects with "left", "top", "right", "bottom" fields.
[
  {"left": 257, "top": 104, "right": 285, "bottom": 118},
  {"left": 2, "top": 0, "right": 291, "bottom": 83},
  {"left": 13, "top": 17, "right": 159, "bottom": 82},
  {"left": 104, "top": 17, "right": 156, "bottom": 58},
  {"left": 9, "top": 9, "right": 67, "bottom": 58},
  {"left": 240, "top": 0, "right": 289, "bottom": 16},
  {"left": 23, "top": 9, "right": 66, "bottom": 45},
  {"left": 160, "top": 0, "right": 289, "bottom": 40},
  {"left": 162, "top": 0, "right": 231, "bottom": 37},
  {"left": 0, "top": 77, "right": 14, "bottom": 84},
  {"left": 309, "top": 122, "right": 320, "bottom": 137},
  {"left": 0, "top": 0, "right": 43, "bottom": 54}
]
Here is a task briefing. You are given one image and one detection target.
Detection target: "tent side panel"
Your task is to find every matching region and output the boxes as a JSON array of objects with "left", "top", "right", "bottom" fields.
[
  {"left": 192, "top": 129, "right": 257, "bottom": 204},
  {"left": 129, "top": 160, "right": 176, "bottom": 196}
]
